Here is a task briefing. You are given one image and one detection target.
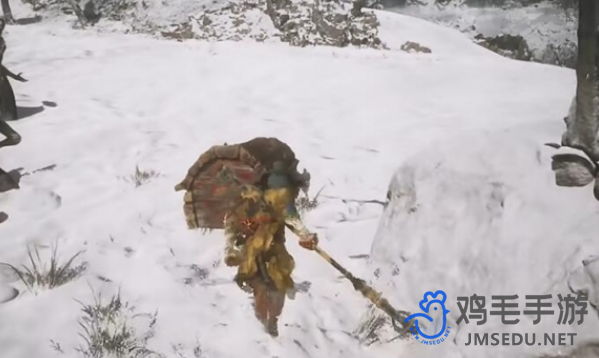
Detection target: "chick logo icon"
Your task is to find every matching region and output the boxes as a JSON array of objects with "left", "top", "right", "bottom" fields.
[{"left": 404, "top": 290, "right": 452, "bottom": 345}]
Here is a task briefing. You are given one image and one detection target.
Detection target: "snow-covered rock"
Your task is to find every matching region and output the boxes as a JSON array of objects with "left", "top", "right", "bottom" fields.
[
  {"left": 265, "top": 0, "right": 383, "bottom": 47},
  {"left": 160, "top": 0, "right": 384, "bottom": 47},
  {"left": 162, "top": 0, "right": 278, "bottom": 42},
  {"left": 162, "top": 0, "right": 385, "bottom": 47},
  {"left": 367, "top": 128, "right": 599, "bottom": 358},
  {"left": 21, "top": 0, "right": 385, "bottom": 48},
  {"left": 474, "top": 33, "right": 532, "bottom": 61},
  {"left": 551, "top": 146, "right": 596, "bottom": 187}
]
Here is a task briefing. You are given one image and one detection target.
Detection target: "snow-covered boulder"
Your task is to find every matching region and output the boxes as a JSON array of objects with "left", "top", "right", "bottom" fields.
[
  {"left": 364, "top": 128, "right": 599, "bottom": 358},
  {"left": 537, "top": 40, "right": 577, "bottom": 69},
  {"left": 162, "top": 0, "right": 278, "bottom": 42},
  {"left": 25, "top": 0, "right": 385, "bottom": 48},
  {"left": 162, "top": 0, "right": 385, "bottom": 48},
  {"left": 550, "top": 93, "right": 599, "bottom": 197},
  {"left": 474, "top": 33, "right": 532, "bottom": 61},
  {"left": 265, "top": 0, "right": 383, "bottom": 47},
  {"left": 550, "top": 146, "right": 596, "bottom": 188}
]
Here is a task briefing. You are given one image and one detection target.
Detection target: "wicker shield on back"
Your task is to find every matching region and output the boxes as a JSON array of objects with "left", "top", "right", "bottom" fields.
[{"left": 174, "top": 137, "right": 299, "bottom": 230}]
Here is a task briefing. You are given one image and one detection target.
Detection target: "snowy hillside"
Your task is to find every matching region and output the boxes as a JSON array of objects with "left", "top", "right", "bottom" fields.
[
  {"left": 0, "top": 2, "right": 580, "bottom": 358},
  {"left": 19, "top": 0, "right": 578, "bottom": 67},
  {"left": 388, "top": 1, "right": 577, "bottom": 67}
]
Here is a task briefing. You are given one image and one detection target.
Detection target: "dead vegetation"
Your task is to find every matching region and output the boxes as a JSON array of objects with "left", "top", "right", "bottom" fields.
[
  {"left": 295, "top": 186, "right": 325, "bottom": 213},
  {"left": 3, "top": 244, "right": 87, "bottom": 291},
  {"left": 124, "top": 165, "right": 160, "bottom": 187},
  {"left": 74, "top": 289, "right": 161, "bottom": 358}
]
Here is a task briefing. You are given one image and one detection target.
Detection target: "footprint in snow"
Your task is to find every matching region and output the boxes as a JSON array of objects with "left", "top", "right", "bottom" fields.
[
  {"left": 23, "top": 188, "right": 62, "bottom": 214},
  {"left": 293, "top": 339, "right": 311, "bottom": 357}
]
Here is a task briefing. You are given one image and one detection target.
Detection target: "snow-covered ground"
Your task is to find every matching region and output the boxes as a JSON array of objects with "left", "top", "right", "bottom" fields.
[
  {"left": 369, "top": 128, "right": 599, "bottom": 358},
  {"left": 388, "top": 1, "right": 577, "bottom": 66},
  {"left": 0, "top": 2, "right": 583, "bottom": 358}
]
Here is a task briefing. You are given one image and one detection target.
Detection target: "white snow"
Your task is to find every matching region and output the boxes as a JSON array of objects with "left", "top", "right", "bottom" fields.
[
  {"left": 370, "top": 127, "right": 599, "bottom": 358},
  {"left": 388, "top": 1, "right": 577, "bottom": 64},
  {"left": 0, "top": 2, "right": 580, "bottom": 358}
]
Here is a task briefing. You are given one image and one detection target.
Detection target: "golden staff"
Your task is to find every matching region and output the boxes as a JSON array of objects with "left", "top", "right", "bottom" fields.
[{"left": 314, "top": 246, "right": 414, "bottom": 337}]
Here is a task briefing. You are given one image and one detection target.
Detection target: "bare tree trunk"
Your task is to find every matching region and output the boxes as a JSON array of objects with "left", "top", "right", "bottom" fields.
[
  {"left": 562, "top": 0, "right": 599, "bottom": 161},
  {"left": 66, "top": 0, "right": 89, "bottom": 27},
  {"left": 549, "top": 1, "right": 599, "bottom": 195},
  {"left": 1, "top": 0, "right": 14, "bottom": 24}
]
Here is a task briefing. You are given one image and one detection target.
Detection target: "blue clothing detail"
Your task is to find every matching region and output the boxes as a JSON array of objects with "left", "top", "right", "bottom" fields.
[
  {"left": 285, "top": 202, "right": 298, "bottom": 217},
  {"left": 267, "top": 173, "right": 291, "bottom": 189}
]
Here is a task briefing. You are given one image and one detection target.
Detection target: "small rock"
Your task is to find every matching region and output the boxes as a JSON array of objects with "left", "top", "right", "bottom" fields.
[
  {"left": 400, "top": 41, "right": 431, "bottom": 54},
  {"left": 551, "top": 148, "right": 596, "bottom": 187},
  {"left": 161, "top": 22, "right": 196, "bottom": 40},
  {"left": 474, "top": 33, "right": 531, "bottom": 61}
]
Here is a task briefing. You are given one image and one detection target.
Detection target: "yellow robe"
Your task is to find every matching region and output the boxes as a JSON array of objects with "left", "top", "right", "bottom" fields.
[{"left": 224, "top": 186, "right": 311, "bottom": 293}]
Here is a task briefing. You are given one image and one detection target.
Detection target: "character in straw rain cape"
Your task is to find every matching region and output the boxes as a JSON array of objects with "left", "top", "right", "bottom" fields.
[
  {"left": 174, "top": 138, "right": 412, "bottom": 338},
  {"left": 223, "top": 161, "right": 318, "bottom": 337}
]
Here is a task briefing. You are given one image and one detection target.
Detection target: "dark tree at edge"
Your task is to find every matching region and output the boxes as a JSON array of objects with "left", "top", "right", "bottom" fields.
[
  {"left": 1, "top": 0, "right": 14, "bottom": 24},
  {"left": 567, "top": 0, "right": 599, "bottom": 160}
]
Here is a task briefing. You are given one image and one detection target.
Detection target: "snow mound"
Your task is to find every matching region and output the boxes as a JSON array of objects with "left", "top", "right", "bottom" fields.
[
  {"left": 367, "top": 128, "right": 599, "bottom": 358},
  {"left": 389, "top": 1, "right": 577, "bottom": 67},
  {"left": 374, "top": 9, "right": 496, "bottom": 57}
]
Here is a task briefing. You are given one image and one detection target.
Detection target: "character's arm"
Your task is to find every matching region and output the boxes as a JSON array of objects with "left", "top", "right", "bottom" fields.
[
  {"left": 2, "top": 65, "right": 26, "bottom": 82},
  {"left": 283, "top": 202, "right": 318, "bottom": 249},
  {"left": 283, "top": 202, "right": 310, "bottom": 237},
  {"left": 0, "top": 36, "right": 25, "bottom": 83}
]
